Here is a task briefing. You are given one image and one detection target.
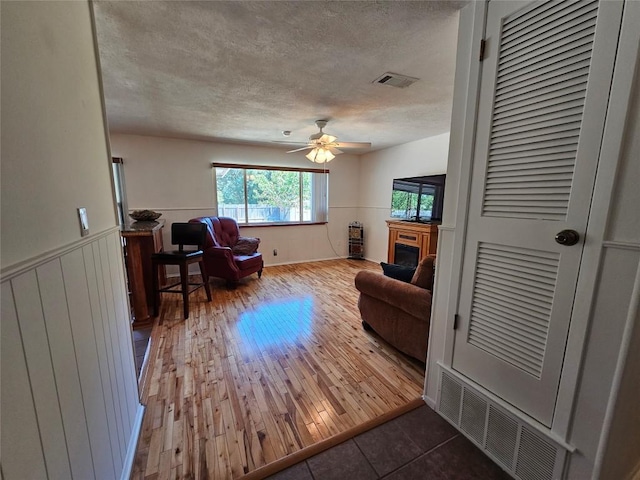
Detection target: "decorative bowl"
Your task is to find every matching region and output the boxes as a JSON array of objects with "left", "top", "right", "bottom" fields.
[{"left": 129, "top": 210, "right": 162, "bottom": 222}]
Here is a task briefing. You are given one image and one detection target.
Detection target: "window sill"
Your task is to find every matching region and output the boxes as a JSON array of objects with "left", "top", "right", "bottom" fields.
[{"left": 239, "top": 221, "right": 328, "bottom": 228}]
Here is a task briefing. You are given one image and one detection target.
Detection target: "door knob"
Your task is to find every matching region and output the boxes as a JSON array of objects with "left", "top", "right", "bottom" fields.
[{"left": 555, "top": 230, "right": 580, "bottom": 246}]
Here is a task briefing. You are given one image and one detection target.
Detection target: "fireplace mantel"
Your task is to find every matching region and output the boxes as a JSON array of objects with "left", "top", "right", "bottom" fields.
[{"left": 386, "top": 220, "right": 439, "bottom": 265}]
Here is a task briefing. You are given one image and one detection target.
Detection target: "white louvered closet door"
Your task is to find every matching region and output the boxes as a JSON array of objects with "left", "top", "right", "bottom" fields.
[{"left": 452, "top": 0, "right": 623, "bottom": 427}]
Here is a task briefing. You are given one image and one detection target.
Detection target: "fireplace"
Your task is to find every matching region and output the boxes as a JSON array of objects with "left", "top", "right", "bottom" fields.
[
  {"left": 394, "top": 243, "right": 420, "bottom": 268},
  {"left": 386, "top": 220, "right": 439, "bottom": 266}
]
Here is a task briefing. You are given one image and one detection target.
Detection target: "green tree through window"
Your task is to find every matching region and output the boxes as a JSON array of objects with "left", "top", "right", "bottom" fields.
[
  {"left": 251, "top": 170, "right": 299, "bottom": 221},
  {"left": 214, "top": 165, "right": 328, "bottom": 224}
]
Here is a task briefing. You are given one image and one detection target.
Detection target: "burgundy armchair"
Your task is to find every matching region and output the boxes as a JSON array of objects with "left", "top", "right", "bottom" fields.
[{"left": 188, "top": 216, "right": 263, "bottom": 286}]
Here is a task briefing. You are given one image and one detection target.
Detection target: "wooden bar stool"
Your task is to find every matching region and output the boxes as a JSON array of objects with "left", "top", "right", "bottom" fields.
[{"left": 152, "top": 222, "right": 212, "bottom": 319}]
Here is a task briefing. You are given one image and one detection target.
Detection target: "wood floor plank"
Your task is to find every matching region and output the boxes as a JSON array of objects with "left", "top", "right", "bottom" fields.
[
  {"left": 214, "top": 433, "right": 232, "bottom": 479},
  {"left": 157, "top": 450, "right": 172, "bottom": 480},
  {"left": 162, "top": 403, "right": 174, "bottom": 452},
  {"left": 132, "top": 259, "right": 425, "bottom": 478},
  {"left": 171, "top": 417, "right": 183, "bottom": 470},
  {"left": 145, "top": 428, "right": 163, "bottom": 475}
]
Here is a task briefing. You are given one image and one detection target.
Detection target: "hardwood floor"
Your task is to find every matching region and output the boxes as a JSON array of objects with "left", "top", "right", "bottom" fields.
[{"left": 131, "top": 259, "right": 425, "bottom": 479}]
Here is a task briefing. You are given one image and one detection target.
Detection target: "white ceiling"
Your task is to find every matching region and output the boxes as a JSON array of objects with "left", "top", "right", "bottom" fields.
[{"left": 93, "top": 1, "right": 465, "bottom": 153}]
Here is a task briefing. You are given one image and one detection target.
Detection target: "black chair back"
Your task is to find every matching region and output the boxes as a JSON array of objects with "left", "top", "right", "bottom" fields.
[{"left": 171, "top": 223, "right": 207, "bottom": 251}]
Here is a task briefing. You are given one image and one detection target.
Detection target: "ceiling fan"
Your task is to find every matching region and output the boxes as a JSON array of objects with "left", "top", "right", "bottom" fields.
[{"left": 278, "top": 120, "right": 371, "bottom": 163}]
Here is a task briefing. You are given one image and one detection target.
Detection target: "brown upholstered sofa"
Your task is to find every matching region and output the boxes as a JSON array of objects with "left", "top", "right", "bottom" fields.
[
  {"left": 354, "top": 255, "right": 435, "bottom": 362},
  {"left": 188, "top": 216, "right": 263, "bottom": 286}
]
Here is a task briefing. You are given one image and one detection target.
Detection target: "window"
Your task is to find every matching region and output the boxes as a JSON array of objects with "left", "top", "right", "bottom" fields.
[
  {"left": 112, "top": 157, "right": 128, "bottom": 225},
  {"left": 213, "top": 163, "right": 329, "bottom": 225}
]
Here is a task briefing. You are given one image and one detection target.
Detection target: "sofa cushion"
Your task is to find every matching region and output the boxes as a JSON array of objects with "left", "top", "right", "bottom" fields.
[
  {"left": 233, "top": 236, "right": 261, "bottom": 255},
  {"left": 411, "top": 255, "right": 436, "bottom": 290},
  {"left": 380, "top": 262, "right": 416, "bottom": 283},
  {"left": 355, "top": 270, "right": 431, "bottom": 320}
]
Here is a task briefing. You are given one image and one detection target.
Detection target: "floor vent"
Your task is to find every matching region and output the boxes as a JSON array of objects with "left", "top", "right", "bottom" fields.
[
  {"left": 437, "top": 367, "right": 566, "bottom": 480},
  {"left": 372, "top": 72, "right": 419, "bottom": 88}
]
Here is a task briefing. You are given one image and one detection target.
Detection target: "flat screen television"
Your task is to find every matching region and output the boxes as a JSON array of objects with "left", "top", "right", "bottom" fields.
[{"left": 390, "top": 174, "right": 445, "bottom": 223}]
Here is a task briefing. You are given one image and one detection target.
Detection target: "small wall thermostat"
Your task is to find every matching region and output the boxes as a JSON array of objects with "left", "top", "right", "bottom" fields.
[{"left": 78, "top": 207, "right": 89, "bottom": 237}]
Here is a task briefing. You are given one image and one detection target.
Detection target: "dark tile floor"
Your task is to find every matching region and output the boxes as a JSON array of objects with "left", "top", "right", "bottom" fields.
[
  {"left": 132, "top": 326, "right": 152, "bottom": 375},
  {"left": 267, "top": 404, "right": 512, "bottom": 480}
]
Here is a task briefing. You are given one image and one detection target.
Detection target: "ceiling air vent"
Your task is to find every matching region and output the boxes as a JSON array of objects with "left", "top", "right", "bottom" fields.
[{"left": 372, "top": 72, "right": 419, "bottom": 88}]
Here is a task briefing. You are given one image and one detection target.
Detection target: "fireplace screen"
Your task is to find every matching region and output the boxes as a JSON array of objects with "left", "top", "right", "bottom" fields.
[{"left": 394, "top": 243, "right": 419, "bottom": 268}]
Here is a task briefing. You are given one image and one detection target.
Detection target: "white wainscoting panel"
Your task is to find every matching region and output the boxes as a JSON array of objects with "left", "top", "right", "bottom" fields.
[
  {"left": 0, "top": 229, "right": 140, "bottom": 480},
  {"left": 38, "top": 258, "right": 95, "bottom": 480},
  {"left": 11, "top": 269, "right": 73, "bottom": 479},
  {"left": 62, "top": 249, "right": 116, "bottom": 478},
  {"left": 106, "top": 234, "right": 140, "bottom": 428},
  {"left": 1, "top": 282, "right": 49, "bottom": 479},
  {"left": 84, "top": 243, "right": 126, "bottom": 464}
]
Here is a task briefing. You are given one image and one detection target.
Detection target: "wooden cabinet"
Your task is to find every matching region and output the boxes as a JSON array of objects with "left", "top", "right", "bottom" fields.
[
  {"left": 386, "top": 220, "right": 438, "bottom": 265},
  {"left": 121, "top": 220, "right": 165, "bottom": 328}
]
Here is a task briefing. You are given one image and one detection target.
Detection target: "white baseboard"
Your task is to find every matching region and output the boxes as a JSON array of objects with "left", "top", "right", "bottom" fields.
[
  {"left": 422, "top": 394, "right": 436, "bottom": 409},
  {"left": 165, "top": 256, "right": 350, "bottom": 278},
  {"left": 120, "top": 403, "right": 145, "bottom": 480},
  {"left": 264, "top": 256, "right": 343, "bottom": 267}
]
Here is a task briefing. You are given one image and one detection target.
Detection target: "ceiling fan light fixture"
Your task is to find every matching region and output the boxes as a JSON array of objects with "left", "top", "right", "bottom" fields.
[
  {"left": 284, "top": 119, "right": 369, "bottom": 161},
  {"left": 306, "top": 147, "right": 334, "bottom": 163}
]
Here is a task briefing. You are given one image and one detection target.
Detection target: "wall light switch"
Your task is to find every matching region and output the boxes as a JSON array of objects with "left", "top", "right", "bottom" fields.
[{"left": 78, "top": 207, "right": 90, "bottom": 237}]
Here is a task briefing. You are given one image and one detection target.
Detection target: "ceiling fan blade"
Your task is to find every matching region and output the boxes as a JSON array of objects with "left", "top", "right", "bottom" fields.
[
  {"left": 286, "top": 146, "right": 313, "bottom": 153},
  {"left": 327, "top": 147, "right": 343, "bottom": 155},
  {"left": 319, "top": 134, "right": 337, "bottom": 144},
  {"left": 272, "top": 140, "right": 309, "bottom": 145},
  {"left": 334, "top": 141, "right": 371, "bottom": 149}
]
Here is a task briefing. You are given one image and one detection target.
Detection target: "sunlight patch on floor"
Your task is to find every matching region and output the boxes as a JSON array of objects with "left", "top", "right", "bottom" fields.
[{"left": 235, "top": 296, "right": 314, "bottom": 352}]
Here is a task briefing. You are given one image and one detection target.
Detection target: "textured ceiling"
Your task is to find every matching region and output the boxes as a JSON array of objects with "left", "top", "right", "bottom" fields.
[{"left": 93, "top": 1, "right": 464, "bottom": 153}]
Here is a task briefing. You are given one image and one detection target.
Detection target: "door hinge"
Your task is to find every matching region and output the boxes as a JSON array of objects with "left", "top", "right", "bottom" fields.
[
  {"left": 453, "top": 314, "right": 460, "bottom": 330},
  {"left": 479, "top": 39, "right": 486, "bottom": 61}
]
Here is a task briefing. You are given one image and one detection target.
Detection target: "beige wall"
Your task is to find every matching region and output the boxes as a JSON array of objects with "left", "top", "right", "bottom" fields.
[
  {"left": 0, "top": 2, "right": 140, "bottom": 479},
  {"left": 357, "top": 133, "right": 450, "bottom": 262},
  {"left": 110, "top": 132, "right": 451, "bottom": 268},
  {"left": 1, "top": 1, "right": 116, "bottom": 270},
  {"left": 110, "top": 134, "right": 361, "bottom": 266}
]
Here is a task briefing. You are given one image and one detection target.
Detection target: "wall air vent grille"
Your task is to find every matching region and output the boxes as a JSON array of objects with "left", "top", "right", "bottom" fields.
[
  {"left": 486, "top": 405, "right": 518, "bottom": 469},
  {"left": 439, "top": 371, "right": 462, "bottom": 425},
  {"left": 372, "top": 72, "right": 419, "bottom": 88},
  {"left": 460, "top": 389, "right": 488, "bottom": 444},
  {"left": 516, "top": 427, "right": 557, "bottom": 480},
  {"left": 437, "top": 366, "right": 566, "bottom": 480}
]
